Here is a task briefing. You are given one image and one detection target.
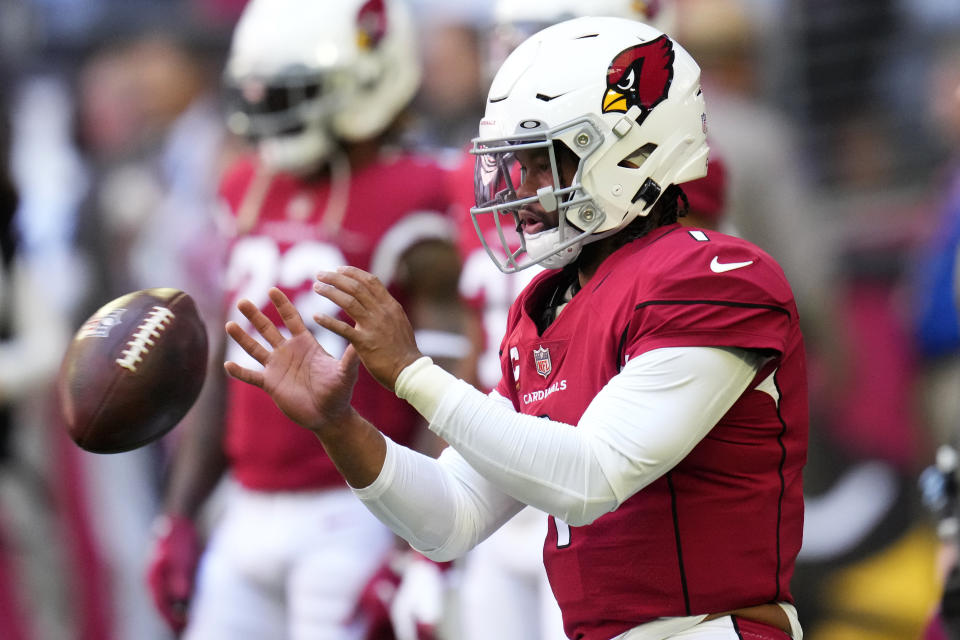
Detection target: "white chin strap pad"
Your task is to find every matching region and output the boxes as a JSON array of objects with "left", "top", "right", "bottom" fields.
[{"left": 524, "top": 228, "right": 581, "bottom": 270}]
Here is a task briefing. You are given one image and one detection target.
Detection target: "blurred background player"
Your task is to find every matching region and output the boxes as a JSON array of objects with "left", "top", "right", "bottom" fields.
[{"left": 145, "top": 0, "right": 469, "bottom": 638}]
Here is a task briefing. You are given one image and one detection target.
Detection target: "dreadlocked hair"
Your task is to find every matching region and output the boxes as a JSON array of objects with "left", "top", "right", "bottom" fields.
[{"left": 610, "top": 183, "right": 689, "bottom": 250}]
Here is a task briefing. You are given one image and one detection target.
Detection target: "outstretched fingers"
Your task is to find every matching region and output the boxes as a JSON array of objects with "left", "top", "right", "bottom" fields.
[
  {"left": 268, "top": 287, "right": 309, "bottom": 335},
  {"left": 314, "top": 267, "right": 384, "bottom": 320},
  {"left": 222, "top": 321, "right": 267, "bottom": 386},
  {"left": 223, "top": 321, "right": 267, "bottom": 388},
  {"left": 225, "top": 290, "right": 308, "bottom": 387},
  {"left": 225, "top": 320, "right": 271, "bottom": 364},
  {"left": 236, "top": 297, "right": 286, "bottom": 348},
  {"left": 223, "top": 359, "right": 265, "bottom": 388},
  {"left": 337, "top": 266, "right": 396, "bottom": 307},
  {"left": 314, "top": 312, "right": 358, "bottom": 344}
]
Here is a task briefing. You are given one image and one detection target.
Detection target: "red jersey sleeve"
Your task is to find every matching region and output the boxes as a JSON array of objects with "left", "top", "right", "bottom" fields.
[{"left": 621, "top": 229, "right": 798, "bottom": 360}]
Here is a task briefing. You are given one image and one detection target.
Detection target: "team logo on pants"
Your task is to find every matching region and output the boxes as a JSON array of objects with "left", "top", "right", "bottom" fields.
[{"left": 534, "top": 346, "right": 552, "bottom": 378}]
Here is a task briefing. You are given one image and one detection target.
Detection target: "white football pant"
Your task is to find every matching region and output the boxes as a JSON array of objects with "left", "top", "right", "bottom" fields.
[{"left": 184, "top": 483, "right": 394, "bottom": 640}]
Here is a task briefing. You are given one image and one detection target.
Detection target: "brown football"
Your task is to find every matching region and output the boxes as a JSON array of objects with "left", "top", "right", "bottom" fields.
[{"left": 57, "top": 288, "right": 208, "bottom": 453}]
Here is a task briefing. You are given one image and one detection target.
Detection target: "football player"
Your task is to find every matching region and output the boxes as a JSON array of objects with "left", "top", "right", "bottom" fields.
[
  {"left": 145, "top": 0, "right": 469, "bottom": 638},
  {"left": 448, "top": 2, "right": 726, "bottom": 639},
  {"left": 225, "top": 16, "right": 807, "bottom": 640}
]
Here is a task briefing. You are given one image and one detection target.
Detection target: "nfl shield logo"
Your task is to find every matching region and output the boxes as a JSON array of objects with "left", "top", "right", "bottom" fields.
[{"left": 533, "top": 346, "right": 551, "bottom": 378}]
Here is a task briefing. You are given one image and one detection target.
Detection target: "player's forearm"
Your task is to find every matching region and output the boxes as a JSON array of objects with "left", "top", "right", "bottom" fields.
[
  {"left": 312, "top": 408, "right": 388, "bottom": 489},
  {"left": 352, "top": 437, "right": 458, "bottom": 556},
  {"left": 164, "top": 430, "right": 228, "bottom": 519},
  {"left": 353, "top": 437, "right": 523, "bottom": 560}
]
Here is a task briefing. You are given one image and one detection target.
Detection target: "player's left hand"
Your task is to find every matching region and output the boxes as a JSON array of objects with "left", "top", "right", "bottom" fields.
[
  {"left": 355, "top": 551, "right": 406, "bottom": 640},
  {"left": 313, "top": 267, "right": 422, "bottom": 392},
  {"left": 224, "top": 287, "right": 360, "bottom": 434}
]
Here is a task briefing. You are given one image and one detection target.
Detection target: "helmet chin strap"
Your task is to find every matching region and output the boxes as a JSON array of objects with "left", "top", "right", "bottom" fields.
[
  {"left": 523, "top": 185, "right": 622, "bottom": 270},
  {"left": 525, "top": 227, "right": 582, "bottom": 269},
  {"left": 523, "top": 214, "right": 624, "bottom": 270}
]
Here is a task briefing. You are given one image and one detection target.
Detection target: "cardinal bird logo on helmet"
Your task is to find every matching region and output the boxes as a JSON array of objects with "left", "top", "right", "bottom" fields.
[
  {"left": 356, "top": 0, "right": 387, "bottom": 50},
  {"left": 601, "top": 35, "right": 675, "bottom": 123}
]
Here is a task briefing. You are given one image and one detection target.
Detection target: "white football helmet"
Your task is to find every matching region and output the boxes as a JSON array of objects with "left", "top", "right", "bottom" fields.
[
  {"left": 489, "top": 0, "right": 678, "bottom": 79},
  {"left": 224, "top": 0, "right": 420, "bottom": 173},
  {"left": 472, "top": 17, "right": 708, "bottom": 272}
]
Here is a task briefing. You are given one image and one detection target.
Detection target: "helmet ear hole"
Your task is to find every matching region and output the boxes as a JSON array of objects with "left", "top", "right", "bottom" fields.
[
  {"left": 618, "top": 143, "right": 657, "bottom": 169},
  {"left": 553, "top": 140, "right": 578, "bottom": 164},
  {"left": 552, "top": 140, "right": 581, "bottom": 188}
]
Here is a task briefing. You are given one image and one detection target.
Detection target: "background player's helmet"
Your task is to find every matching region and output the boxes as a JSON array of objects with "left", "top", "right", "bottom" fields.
[
  {"left": 224, "top": 0, "right": 420, "bottom": 173},
  {"left": 471, "top": 17, "right": 708, "bottom": 272}
]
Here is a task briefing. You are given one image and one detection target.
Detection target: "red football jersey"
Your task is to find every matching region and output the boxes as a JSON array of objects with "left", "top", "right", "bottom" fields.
[
  {"left": 219, "top": 151, "right": 456, "bottom": 490},
  {"left": 494, "top": 224, "right": 807, "bottom": 640}
]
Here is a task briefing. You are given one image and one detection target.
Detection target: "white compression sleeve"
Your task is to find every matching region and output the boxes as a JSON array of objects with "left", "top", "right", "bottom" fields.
[
  {"left": 353, "top": 430, "right": 525, "bottom": 561},
  {"left": 397, "top": 347, "right": 764, "bottom": 526}
]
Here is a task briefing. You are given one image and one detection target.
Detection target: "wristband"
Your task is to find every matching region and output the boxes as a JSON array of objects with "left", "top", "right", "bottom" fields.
[{"left": 394, "top": 357, "right": 459, "bottom": 422}]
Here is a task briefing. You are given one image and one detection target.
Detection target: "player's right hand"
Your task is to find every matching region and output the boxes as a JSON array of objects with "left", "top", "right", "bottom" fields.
[
  {"left": 225, "top": 288, "right": 361, "bottom": 433},
  {"left": 146, "top": 514, "right": 201, "bottom": 633}
]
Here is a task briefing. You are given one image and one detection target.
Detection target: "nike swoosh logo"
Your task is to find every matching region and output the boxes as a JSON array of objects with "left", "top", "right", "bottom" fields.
[{"left": 710, "top": 256, "right": 754, "bottom": 273}]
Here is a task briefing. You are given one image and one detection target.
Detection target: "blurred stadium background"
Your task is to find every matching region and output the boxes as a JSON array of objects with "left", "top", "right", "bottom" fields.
[{"left": 2, "top": 0, "right": 960, "bottom": 638}]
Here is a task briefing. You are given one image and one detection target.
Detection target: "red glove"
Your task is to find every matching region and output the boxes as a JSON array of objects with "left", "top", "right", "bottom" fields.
[
  {"left": 146, "top": 515, "right": 201, "bottom": 634},
  {"left": 354, "top": 552, "right": 405, "bottom": 640},
  {"left": 355, "top": 551, "right": 454, "bottom": 640}
]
